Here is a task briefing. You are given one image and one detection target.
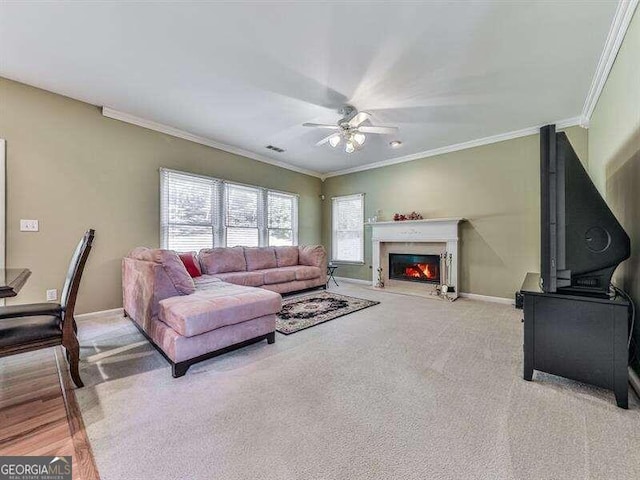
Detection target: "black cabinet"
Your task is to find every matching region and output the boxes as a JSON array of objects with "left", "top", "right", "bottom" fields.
[{"left": 521, "top": 273, "right": 630, "bottom": 408}]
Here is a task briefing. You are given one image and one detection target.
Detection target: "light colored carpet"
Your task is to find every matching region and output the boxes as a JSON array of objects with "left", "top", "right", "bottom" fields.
[{"left": 76, "top": 283, "right": 640, "bottom": 480}]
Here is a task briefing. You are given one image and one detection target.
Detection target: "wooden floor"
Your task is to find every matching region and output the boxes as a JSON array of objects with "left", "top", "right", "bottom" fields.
[{"left": 0, "top": 347, "right": 100, "bottom": 480}]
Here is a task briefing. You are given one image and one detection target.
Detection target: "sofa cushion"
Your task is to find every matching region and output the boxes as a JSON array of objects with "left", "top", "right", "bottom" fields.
[
  {"left": 210, "top": 271, "right": 265, "bottom": 287},
  {"left": 148, "top": 314, "right": 276, "bottom": 363},
  {"left": 128, "top": 247, "right": 195, "bottom": 295},
  {"left": 178, "top": 252, "right": 202, "bottom": 278},
  {"left": 194, "top": 275, "right": 223, "bottom": 291},
  {"left": 274, "top": 246, "right": 299, "bottom": 267},
  {"left": 258, "top": 268, "right": 297, "bottom": 285},
  {"left": 244, "top": 247, "right": 277, "bottom": 271},
  {"left": 159, "top": 282, "right": 281, "bottom": 337},
  {"left": 298, "top": 245, "right": 326, "bottom": 268},
  {"left": 199, "top": 247, "right": 246, "bottom": 274},
  {"left": 293, "top": 266, "right": 322, "bottom": 281},
  {"left": 255, "top": 265, "right": 322, "bottom": 283}
]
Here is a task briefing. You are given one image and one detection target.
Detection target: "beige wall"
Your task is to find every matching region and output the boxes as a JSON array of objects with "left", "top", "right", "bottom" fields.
[
  {"left": 0, "top": 78, "right": 323, "bottom": 313},
  {"left": 588, "top": 7, "right": 640, "bottom": 367},
  {"left": 321, "top": 126, "right": 588, "bottom": 299},
  {"left": 589, "top": 7, "right": 640, "bottom": 197}
]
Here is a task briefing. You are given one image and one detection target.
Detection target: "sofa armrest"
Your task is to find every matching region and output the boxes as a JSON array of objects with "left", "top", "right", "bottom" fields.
[
  {"left": 298, "top": 245, "right": 328, "bottom": 271},
  {"left": 122, "top": 257, "right": 181, "bottom": 330}
]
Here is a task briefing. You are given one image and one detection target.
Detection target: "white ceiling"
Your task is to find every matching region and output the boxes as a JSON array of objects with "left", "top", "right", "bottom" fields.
[{"left": 0, "top": 1, "right": 620, "bottom": 176}]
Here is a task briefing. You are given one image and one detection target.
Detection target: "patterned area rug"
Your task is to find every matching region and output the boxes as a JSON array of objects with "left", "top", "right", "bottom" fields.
[{"left": 276, "top": 291, "right": 379, "bottom": 334}]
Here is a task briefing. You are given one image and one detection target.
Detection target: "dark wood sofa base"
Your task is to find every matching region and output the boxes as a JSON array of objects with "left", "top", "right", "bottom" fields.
[
  {"left": 172, "top": 332, "right": 275, "bottom": 378},
  {"left": 281, "top": 284, "right": 327, "bottom": 297},
  {"left": 126, "top": 311, "right": 275, "bottom": 378}
]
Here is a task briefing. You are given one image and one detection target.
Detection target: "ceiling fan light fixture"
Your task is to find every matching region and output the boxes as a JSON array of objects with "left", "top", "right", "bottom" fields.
[
  {"left": 345, "top": 141, "right": 355, "bottom": 154},
  {"left": 304, "top": 105, "right": 398, "bottom": 154},
  {"left": 329, "top": 135, "right": 341, "bottom": 148}
]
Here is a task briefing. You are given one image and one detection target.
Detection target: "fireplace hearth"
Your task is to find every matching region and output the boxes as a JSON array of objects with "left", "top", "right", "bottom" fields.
[{"left": 389, "top": 253, "right": 440, "bottom": 284}]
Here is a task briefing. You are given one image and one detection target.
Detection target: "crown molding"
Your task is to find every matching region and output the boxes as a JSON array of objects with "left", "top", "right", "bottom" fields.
[
  {"left": 322, "top": 116, "right": 583, "bottom": 179},
  {"left": 101, "top": 107, "right": 324, "bottom": 179},
  {"left": 580, "top": 0, "right": 639, "bottom": 125},
  {"left": 103, "top": 107, "right": 582, "bottom": 182}
]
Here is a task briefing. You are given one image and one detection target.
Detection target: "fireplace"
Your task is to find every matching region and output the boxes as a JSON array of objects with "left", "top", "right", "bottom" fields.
[
  {"left": 389, "top": 253, "right": 440, "bottom": 284},
  {"left": 371, "top": 218, "right": 461, "bottom": 299}
]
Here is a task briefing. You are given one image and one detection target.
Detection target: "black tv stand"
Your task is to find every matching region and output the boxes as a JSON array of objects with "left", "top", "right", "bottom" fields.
[
  {"left": 555, "top": 285, "right": 613, "bottom": 299},
  {"left": 521, "top": 273, "right": 630, "bottom": 408}
]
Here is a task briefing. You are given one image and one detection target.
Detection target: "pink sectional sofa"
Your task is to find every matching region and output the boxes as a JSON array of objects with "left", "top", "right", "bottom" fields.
[{"left": 122, "top": 245, "right": 326, "bottom": 377}]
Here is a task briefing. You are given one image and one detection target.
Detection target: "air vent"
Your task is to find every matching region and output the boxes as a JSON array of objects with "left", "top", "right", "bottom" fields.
[{"left": 266, "top": 145, "right": 285, "bottom": 153}]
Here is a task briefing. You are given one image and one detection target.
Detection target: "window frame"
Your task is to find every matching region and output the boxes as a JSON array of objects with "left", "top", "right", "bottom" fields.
[
  {"left": 224, "top": 182, "right": 262, "bottom": 248},
  {"left": 331, "top": 193, "right": 365, "bottom": 264},
  {"left": 266, "top": 189, "right": 299, "bottom": 247},
  {"left": 160, "top": 168, "right": 299, "bottom": 251},
  {"left": 159, "top": 169, "right": 223, "bottom": 251}
]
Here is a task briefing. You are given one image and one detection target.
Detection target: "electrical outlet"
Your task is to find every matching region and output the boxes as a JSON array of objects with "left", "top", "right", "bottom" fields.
[
  {"left": 20, "top": 219, "right": 39, "bottom": 232},
  {"left": 46, "top": 289, "right": 57, "bottom": 301}
]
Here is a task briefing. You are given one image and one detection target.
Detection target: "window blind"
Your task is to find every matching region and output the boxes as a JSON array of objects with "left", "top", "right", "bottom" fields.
[
  {"left": 226, "top": 183, "right": 260, "bottom": 247},
  {"left": 331, "top": 193, "right": 364, "bottom": 263},
  {"left": 267, "top": 191, "right": 297, "bottom": 246},
  {"left": 160, "top": 169, "right": 221, "bottom": 252},
  {"left": 160, "top": 168, "right": 299, "bottom": 250}
]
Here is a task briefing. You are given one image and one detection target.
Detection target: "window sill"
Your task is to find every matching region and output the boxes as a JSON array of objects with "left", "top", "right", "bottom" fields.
[{"left": 330, "top": 261, "right": 365, "bottom": 266}]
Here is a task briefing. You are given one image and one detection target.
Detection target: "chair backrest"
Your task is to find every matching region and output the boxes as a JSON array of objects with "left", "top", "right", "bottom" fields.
[{"left": 60, "top": 229, "right": 95, "bottom": 314}]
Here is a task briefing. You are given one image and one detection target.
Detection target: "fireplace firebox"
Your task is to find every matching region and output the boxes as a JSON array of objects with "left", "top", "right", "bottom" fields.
[{"left": 389, "top": 253, "right": 441, "bottom": 284}]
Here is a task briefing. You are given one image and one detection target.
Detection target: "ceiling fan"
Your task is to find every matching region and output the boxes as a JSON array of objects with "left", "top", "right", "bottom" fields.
[{"left": 303, "top": 105, "right": 398, "bottom": 154}]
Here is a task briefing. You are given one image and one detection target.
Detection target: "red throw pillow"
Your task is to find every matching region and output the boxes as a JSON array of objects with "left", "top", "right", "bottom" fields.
[{"left": 178, "top": 252, "right": 202, "bottom": 278}]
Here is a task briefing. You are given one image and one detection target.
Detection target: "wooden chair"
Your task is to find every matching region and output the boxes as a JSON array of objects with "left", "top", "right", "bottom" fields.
[{"left": 0, "top": 229, "right": 95, "bottom": 387}]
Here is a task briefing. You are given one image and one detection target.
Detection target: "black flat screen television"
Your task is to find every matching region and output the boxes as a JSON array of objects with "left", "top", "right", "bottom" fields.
[{"left": 540, "top": 124, "right": 630, "bottom": 297}]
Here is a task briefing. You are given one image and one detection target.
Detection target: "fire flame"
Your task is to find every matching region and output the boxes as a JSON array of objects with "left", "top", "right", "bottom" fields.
[{"left": 404, "top": 263, "right": 437, "bottom": 279}]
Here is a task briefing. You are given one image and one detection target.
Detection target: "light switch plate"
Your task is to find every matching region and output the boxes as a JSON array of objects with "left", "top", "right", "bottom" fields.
[
  {"left": 20, "top": 219, "right": 39, "bottom": 232},
  {"left": 46, "top": 289, "right": 57, "bottom": 301}
]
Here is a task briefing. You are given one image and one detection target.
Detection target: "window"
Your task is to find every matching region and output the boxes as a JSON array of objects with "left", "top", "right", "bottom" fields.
[
  {"left": 160, "top": 169, "right": 221, "bottom": 252},
  {"left": 160, "top": 169, "right": 298, "bottom": 251},
  {"left": 331, "top": 193, "right": 364, "bottom": 263},
  {"left": 267, "top": 191, "right": 297, "bottom": 246},
  {"left": 226, "top": 183, "right": 260, "bottom": 247}
]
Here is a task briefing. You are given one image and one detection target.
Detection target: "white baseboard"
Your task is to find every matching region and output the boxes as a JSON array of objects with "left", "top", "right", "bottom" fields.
[
  {"left": 76, "top": 307, "right": 124, "bottom": 320},
  {"left": 459, "top": 292, "right": 514, "bottom": 305},
  {"left": 333, "top": 276, "right": 372, "bottom": 285}
]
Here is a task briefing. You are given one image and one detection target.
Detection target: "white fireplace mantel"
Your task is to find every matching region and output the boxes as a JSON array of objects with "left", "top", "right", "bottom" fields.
[
  {"left": 367, "top": 218, "right": 463, "bottom": 241},
  {"left": 368, "top": 218, "right": 464, "bottom": 298}
]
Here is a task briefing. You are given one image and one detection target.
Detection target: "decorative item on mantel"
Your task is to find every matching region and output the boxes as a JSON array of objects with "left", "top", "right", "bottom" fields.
[
  {"left": 375, "top": 267, "right": 384, "bottom": 289},
  {"left": 393, "top": 212, "right": 423, "bottom": 221}
]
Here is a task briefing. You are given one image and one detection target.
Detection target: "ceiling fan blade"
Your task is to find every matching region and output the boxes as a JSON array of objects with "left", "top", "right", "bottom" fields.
[
  {"left": 303, "top": 123, "right": 340, "bottom": 130},
  {"left": 315, "top": 133, "right": 339, "bottom": 146},
  {"left": 357, "top": 125, "right": 398, "bottom": 134},
  {"left": 348, "top": 111, "right": 370, "bottom": 127}
]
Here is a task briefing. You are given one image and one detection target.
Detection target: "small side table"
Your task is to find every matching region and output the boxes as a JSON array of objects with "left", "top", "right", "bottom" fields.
[{"left": 327, "top": 265, "right": 339, "bottom": 287}]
